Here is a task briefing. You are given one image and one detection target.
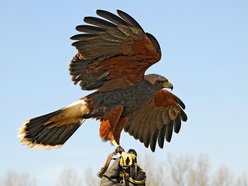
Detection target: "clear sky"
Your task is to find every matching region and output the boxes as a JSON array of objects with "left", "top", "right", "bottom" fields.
[{"left": 0, "top": 0, "right": 247, "bottom": 185}]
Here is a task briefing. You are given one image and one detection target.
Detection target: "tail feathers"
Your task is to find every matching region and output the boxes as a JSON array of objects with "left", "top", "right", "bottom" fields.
[{"left": 19, "top": 99, "right": 89, "bottom": 149}]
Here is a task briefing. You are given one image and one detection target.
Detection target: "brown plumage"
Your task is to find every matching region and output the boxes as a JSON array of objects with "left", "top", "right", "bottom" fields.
[{"left": 18, "top": 9, "right": 187, "bottom": 152}]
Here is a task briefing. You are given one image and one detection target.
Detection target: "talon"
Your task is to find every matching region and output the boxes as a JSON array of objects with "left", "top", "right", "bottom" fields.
[{"left": 115, "top": 146, "right": 124, "bottom": 154}]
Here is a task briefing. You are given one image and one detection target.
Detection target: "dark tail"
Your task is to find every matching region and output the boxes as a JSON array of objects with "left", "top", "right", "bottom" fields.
[{"left": 18, "top": 99, "right": 89, "bottom": 149}]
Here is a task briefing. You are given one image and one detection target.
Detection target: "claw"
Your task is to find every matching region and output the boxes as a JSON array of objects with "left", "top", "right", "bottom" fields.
[{"left": 115, "top": 146, "right": 124, "bottom": 154}]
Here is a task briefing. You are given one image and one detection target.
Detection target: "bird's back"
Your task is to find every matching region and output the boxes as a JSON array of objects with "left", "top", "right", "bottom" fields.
[{"left": 85, "top": 81, "right": 155, "bottom": 118}]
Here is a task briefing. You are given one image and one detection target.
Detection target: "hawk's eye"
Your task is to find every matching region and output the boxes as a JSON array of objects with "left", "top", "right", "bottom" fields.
[{"left": 159, "top": 80, "right": 165, "bottom": 85}]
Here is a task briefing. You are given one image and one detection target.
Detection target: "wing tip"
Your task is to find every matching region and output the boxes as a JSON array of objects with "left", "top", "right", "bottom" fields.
[
  {"left": 149, "top": 129, "right": 159, "bottom": 152},
  {"left": 96, "top": 9, "right": 107, "bottom": 15},
  {"left": 116, "top": 9, "right": 144, "bottom": 32},
  {"left": 146, "top": 32, "right": 161, "bottom": 53},
  {"left": 180, "top": 109, "right": 188, "bottom": 122}
]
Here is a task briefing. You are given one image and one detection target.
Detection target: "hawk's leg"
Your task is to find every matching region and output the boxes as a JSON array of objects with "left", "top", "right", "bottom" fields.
[
  {"left": 110, "top": 137, "right": 119, "bottom": 147},
  {"left": 100, "top": 105, "right": 124, "bottom": 147}
]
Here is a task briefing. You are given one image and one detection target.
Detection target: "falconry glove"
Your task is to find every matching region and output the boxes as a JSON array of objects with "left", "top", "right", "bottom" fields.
[{"left": 99, "top": 149, "right": 146, "bottom": 186}]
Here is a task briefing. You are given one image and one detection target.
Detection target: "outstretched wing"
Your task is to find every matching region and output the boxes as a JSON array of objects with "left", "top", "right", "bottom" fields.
[
  {"left": 70, "top": 10, "right": 161, "bottom": 92},
  {"left": 124, "top": 90, "right": 187, "bottom": 152}
]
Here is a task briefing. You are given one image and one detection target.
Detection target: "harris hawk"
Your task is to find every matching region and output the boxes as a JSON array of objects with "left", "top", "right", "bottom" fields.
[{"left": 18, "top": 10, "right": 187, "bottom": 152}]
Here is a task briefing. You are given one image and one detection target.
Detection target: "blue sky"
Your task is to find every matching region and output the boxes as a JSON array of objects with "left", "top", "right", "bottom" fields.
[{"left": 0, "top": 0, "right": 247, "bottom": 185}]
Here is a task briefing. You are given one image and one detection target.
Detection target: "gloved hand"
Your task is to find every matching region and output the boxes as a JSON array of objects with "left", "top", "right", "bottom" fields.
[{"left": 99, "top": 149, "right": 146, "bottom": 186}]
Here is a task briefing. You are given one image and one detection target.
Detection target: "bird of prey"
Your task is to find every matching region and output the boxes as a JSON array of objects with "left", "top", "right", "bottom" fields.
[{"left": 18, "top": 9, "right": 187, "bottom": 152}]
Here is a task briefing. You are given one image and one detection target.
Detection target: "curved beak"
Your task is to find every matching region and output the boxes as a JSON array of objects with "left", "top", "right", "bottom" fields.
[{"left": 163, "top": 81, "right": 173, "bottom": 90}]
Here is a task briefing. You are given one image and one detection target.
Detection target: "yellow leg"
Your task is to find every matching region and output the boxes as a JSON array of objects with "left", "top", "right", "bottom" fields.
[{"left": 110, "top": 137, "right": 119, "bottom": 147}]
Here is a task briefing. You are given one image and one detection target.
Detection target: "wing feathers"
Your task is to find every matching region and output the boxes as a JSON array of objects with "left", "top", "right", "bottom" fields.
[
  {"left": 174, "top": 95, "right": 186, "bottom": 109},
  {"left": 158, "top": 125, "right": 166, "bottom": 148},
  {"left": 165, "top": 121, "right": 173, "bottom": 142},
  {"left": 125, "top": 90, "right": 187, "bottom": 152},
  {"left": 84, "top": 16, "right": 116, "bottom": 28},
  {"left": 150, "top": 129, "right": 159, "bottom": 152},
  {"left": 75, "top": 25, "right": 106, "bottom": 33},
  {"left": 97, "top": 10, "right": 129, "bottom": 26},
  {"left": 117, "top": 10, "right": 144, "bottom": 32},
  {"left": 70, "top": 10, "right": 161, "bottom": 91},
  {"left": 70, "top": 34, "right": 97, "bottom": 41},
  {"left": 174, "top": 116, "right": 182, "bottom": 133},
  {"left": 180, "top": 109, "right": 188, "bottom": 122},
  {"left": 137, "top": 109, "right": 154, "bottom": 141},
  {"left": 146, "top": 33, "right": 161, "bottom": 53}
]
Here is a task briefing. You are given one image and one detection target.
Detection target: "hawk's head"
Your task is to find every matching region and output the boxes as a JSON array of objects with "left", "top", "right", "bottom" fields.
[{"left": 145, "top": 74, "right": 173, "bottom": 91}]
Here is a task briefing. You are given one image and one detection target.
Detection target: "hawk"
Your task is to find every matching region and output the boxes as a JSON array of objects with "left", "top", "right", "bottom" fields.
[{"left": 18, "top": 10, "right": 187, "bottom": 152}]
